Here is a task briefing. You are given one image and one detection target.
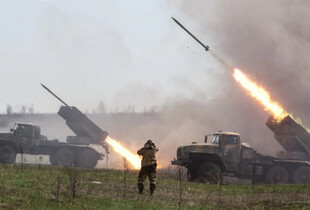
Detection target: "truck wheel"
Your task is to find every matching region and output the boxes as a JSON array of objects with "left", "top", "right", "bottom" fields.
[
  {"left": 265, "top": 166, "right": 289, "bottom": 184},
  {"left": 75, "top": 148, "right": 98, "bottom": 168},
  {"left": 0, "top": 146, "right": 17, "bottom": 164},
  {"left": 197, "top": 162, "right": 220, "bottom": 184},
  {"left": 292, "top": 166, "right": 310, "bottom": 184},
  {"left": 187, "top": 169, "right": 197, "bottom": 182},
  {"left": 55, "top": 148, "right": 75, "bottom": 167}
]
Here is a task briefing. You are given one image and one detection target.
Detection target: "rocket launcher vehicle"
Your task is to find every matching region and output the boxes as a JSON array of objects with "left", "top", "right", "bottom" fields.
[
  {"left": 266, "top": 115, "right": 310, "bottom": 160},
  {"left": 41, "top": 84, "right": 109, "bottom": 152}
]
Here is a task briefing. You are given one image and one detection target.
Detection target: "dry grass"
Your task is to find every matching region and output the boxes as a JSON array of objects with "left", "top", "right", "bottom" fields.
[{"left": 0, "top": 164, "right": 308, "bottom": 209}]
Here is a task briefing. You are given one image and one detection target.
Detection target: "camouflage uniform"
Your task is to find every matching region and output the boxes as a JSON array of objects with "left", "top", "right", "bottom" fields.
[{"left": 137, "top": 140, "right": 159, "bottom": 195}]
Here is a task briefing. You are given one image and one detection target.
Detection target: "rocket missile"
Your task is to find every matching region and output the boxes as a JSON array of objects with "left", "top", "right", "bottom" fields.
[
  {"left": 171, "top": 17, "right": 209, "bottom": 51},
  {"left": 41, "top": 83, "right": 70, "bottom": 107},
  {"left": 172, "top": 17, "right": 232, "bottom": 70}
]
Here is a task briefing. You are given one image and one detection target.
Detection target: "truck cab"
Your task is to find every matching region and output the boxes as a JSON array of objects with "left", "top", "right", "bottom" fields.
[
  {"left": 7, "top": 123, "right": 46, "bottom": 151},
  {"left": 0, "top": 123, "right": 48, "bottom": 155},
  {"left": 210, "top": 132, "right": 241, "bottom": 171},
  {"left": 172, "top": 131, "right": 264, "bottom": 183},
  {"left": 174, "top": 132, "right": 241, "bottom": 167},
  {"left": 0, "top": 123, "right": 39, "bottom": 163},
  {"left": 11, "top": 123, "right": 39, "bottom": 149}
]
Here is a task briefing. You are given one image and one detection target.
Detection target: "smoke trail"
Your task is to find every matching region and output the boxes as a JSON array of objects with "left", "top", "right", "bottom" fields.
[{"left": 208, "top": 50, "right": 232, "bottom": 71}]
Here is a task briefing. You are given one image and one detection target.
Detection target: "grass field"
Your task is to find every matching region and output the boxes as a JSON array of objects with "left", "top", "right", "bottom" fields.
[{"left": 0, "top": 164, "right": 309, "bottom": 209}]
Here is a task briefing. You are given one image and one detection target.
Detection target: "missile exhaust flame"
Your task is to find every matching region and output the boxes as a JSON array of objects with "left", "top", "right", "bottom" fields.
[
  {"left": 233, "top": 68, "right": 288, "bottom": 120},
  {"left": 105, "top": 136, "right": 141, "bottom": 170}
]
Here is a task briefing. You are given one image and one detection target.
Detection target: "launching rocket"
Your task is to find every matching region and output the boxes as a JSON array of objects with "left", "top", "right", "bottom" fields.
[{"left": 171, "top": 17, "right": 209, "bottom": 51}]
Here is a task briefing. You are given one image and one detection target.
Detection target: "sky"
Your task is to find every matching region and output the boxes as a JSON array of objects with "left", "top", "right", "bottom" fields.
[{"left": 0, "top": 0, "right": 221, "bottom": 113}]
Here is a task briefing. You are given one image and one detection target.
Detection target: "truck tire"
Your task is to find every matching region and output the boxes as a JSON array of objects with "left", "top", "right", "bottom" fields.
[
  {"left": 197, "top": 162, "right": 220, "bottom": 184},
  {"left": 55, "top": 148, "right": 75, "bottom": 167},
  {"left": 265, "top": 166, "right": 289, "bottom": 184},
  {"left": 0, "top": 146, "right": 17, "bottom": 164},
  {"left": 75, "top": 148, "right": 98, "bottom": 168},
  {"left": 292, "top": 166, "right": 310, "bottom": 184},
  {"left": 187, "top": 169, "right": 197, "bottom": 182}
]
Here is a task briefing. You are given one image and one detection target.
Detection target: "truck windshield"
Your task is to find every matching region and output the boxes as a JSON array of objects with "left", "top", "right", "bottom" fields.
[
  {"left": 13, "top": 124, "right": 19, "bottom": 132},
  {"left": 13, "top": 124, "right": 32, "bottom": 134},
  {"left": 211, "top": 135, "right": 220, "bottom": 144}
]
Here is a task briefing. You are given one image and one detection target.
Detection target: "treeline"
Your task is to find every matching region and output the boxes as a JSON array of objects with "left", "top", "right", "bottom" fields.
[
  {"left": 91, "top": 101, "right": 158, "bottom": 114},
  {"left": 3, "top": 101, "right": 158, "bottom": 115},
  {"left": 5, "top": 104, "right": 35, "bottom": 115}
]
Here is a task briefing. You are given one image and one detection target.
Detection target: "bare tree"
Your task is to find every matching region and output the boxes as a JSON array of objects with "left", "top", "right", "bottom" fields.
[
  {"left": 20, "top": 105, "right": 27, "bottom": 114},
  {"left": 97, "top": 101, "right": 106, "bottom": 113},
  {"left": 6, "top": 104, "right": 12, "bottom": 115},
  {"left": 28, "top": 104, "right": 34, "bottom": 114}
]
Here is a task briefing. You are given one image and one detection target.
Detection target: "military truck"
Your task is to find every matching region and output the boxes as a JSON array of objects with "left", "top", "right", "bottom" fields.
[
  {"left": 0, "top": 84, "right": 109, "bottom": 168},
  {"left": 172, "top": 116, "right": 310, "bottom": 184},
  {"left": 0, "top": 122, "right": 106, "bottom": 168}
]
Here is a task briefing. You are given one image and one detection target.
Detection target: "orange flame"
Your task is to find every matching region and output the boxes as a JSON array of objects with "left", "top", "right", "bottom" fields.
[
  {"left": 233, "top": 68, "right": 288, "bottom": 120},
  {"left": 106, "top": 136, "right": 141, "bottom": 169}
]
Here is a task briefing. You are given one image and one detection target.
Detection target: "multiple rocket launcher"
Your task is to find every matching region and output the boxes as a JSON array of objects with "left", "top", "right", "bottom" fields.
[
  {"left": 41, "top": 83, "right": 109, "bottom": 153},
  {"left": 267, "top": 115, "right": 310, "bottom": 160},
  {"left": 172, "top": 17, "right": 310, "bottom": 160}
]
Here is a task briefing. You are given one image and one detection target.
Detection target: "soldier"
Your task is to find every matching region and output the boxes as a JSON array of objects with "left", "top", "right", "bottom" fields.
[{"left": 137, "top": 139, "right": 159, "bottom": 195}]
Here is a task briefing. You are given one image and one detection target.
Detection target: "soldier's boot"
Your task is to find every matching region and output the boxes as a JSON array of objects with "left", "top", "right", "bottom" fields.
[
  {"left": 150, "top": 184, "right": 156, "bottom": 196},
  {"left": 138, "top": 183, "right": 144, "bottom": 194}
]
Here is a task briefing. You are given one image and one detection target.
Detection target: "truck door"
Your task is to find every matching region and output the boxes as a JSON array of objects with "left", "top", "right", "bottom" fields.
[
  {"left": 13, "top": 124, "right": 34, "bottom": 153},
  {"left": 222, "top": 135, "right": 241, "bottom": 171}
]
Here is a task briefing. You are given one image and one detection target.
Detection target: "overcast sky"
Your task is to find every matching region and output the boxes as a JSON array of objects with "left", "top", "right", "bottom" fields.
[{"left": 0, "top": 0, "right": 222, "bottom": 113}]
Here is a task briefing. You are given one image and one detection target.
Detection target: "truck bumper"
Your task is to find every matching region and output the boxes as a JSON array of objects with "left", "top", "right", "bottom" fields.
[
  {"left": 171, "top": 158, "right": 190, "bottom": 166},
  {"left": 171, "top": 159, "right": 182, "bottom": 166}
]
